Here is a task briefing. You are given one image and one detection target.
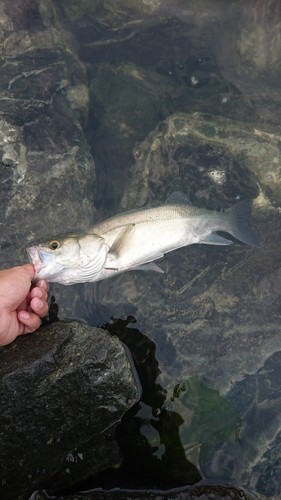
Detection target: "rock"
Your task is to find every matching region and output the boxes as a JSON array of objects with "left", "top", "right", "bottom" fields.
[
  {"left": 0, "top": 0, "right": 96, "bottom": 270},
  {"left": 31, "top": 483, "right": 255, "bottom": 500},
  {"left": 80, "top": 109, "right": 281, "bottom": 497},
  {"left": 0, "top": 321, "right": 140, "bottom": 500},
  {"left": 61, "top": 1, "right": 281, "bottom": 124},
  {"left": 59, "top": 0, "right": 162, "bottom": 23},
  {"left": 1, "top": 0, "right": 281, "bottom": 498},
  {"left": 87, "top": 62, "right": 171, "bottom": 207},
  {"left": 120, "top": 111, "right": 280, "bottom": 209}
]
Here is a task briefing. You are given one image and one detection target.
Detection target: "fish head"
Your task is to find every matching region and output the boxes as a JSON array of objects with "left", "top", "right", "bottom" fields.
[{"left": 27, "top": 233, "right": 108, "bottom": 285}]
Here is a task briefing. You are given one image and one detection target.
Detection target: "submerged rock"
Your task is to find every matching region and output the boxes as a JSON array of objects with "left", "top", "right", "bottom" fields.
[
  {"left": 0, "top": 321, "right": 140, "bottom": 500},
  {"left": 84, "top": 110, "right": 281, "bottom": 497},
  {"left": 120, "top": 111, "right": 280, "bottom": 208},
  {"left": 0, "top": 0, "right": 96, "bottom": 270},
  {"left": 1, "top": 0, "right": 281, "bottom": 498}
]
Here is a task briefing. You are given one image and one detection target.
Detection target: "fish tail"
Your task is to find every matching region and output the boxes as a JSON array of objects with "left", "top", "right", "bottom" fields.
[{"left": 225, "top": 200, "right": 260, "bottom": 247}]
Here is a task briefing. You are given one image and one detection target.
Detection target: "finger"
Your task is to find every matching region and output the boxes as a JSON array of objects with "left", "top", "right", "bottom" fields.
[
  {"left": 22, "top": 282, "right": 49, "bottom": 313},
  {"left": 30, "top": 287, "right": 48, "bottom": 303},
  {"left": 33, "top": 279, "right": 48, "bottom": 291},
  {"left": 17, "top": 310, "right": 42, "bottom": 334},
  {"left": 29, "top": 296, "right": 49, "bottom": 318}
]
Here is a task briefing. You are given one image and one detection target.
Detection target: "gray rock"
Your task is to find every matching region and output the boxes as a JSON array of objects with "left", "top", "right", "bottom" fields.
[
  {"left": 1, "top": 0, "right": 281, "bottom": 498},
  {"left": 0, "top": 0, "right": 96, "bottom": 270},
  {"left": 120, "top": 112, "right": 279, "bottom": 208},
  {"left": 31, "top": 483, "right": 255, "bottom": 500},
  {"left": 83, "top": 110, "right": 281, "bottom": 497},
  {"left": 0, "top": 321, "right": 140, "bottom": 500}
]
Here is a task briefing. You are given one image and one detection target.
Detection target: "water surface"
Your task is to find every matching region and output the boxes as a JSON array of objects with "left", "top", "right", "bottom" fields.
[{"left": 2, "top": 1, "right": 281, "bottom": 498}]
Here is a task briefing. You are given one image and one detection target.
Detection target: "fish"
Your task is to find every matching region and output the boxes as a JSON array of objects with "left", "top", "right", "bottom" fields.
[{"left": 27, "top": 193, "right": 259, "bottom": 285}]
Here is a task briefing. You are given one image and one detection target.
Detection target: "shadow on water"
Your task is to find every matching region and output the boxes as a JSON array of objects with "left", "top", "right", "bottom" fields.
[{"left": 50, "top": 316, "right": 202, "bottom": 496}]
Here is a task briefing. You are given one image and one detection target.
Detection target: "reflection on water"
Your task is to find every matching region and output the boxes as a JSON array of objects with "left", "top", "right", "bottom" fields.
[{"left": 1, "top": 0, "right": 281, "bottom": 498}]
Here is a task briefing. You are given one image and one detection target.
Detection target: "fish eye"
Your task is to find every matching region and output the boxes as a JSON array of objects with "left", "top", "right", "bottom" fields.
[{"left": 49, "top": 240, "right": 61, "bottom": 250}]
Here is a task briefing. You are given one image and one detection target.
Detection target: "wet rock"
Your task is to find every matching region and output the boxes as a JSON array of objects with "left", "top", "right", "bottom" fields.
[
  {"left": 32, "top": 483, "right": 254, "bottom": 500},
  {"left": 78, "top": 106, "right": 281, "bottom": 497},
  {"left": 213, "top": 0, "right": 281, "bottom": 86},
  {"left": 0, "top": 0, "right": 96, "bottom": 270},
  {"left": 87, "top": 62, "right": 171, "bottom": 207},
  {"left": 0, "top": 321, "right": 140, "bottom": 500},
  {"left": 211, "top": 351, "right": 281, "bottom": 496},
  {"left": 120, "top": 111, "right": 281, "bottom": 209},
  {"left": 83, "top": 22, "right": 263, "bottom": 209},
  {"left": 58, "top": 0, "right": 162, "bottom": 24},
  {"left": 59, "top": 1, "right": 281, "bottom": 124},
  {"left": 1, "top": 0, "right": 281, "bottom": 498}
]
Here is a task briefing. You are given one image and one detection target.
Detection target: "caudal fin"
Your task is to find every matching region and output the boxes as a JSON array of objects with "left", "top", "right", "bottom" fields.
[{"left": 226, "top": 200, "right": 260, "bottom": 247}]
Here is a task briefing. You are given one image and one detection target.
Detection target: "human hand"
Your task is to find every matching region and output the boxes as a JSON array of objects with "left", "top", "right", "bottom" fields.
[{"left": 0, "top": 264, "right": 49, "bottom": 346}]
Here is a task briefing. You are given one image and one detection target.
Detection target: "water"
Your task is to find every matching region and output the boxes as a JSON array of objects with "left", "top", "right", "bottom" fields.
[{"left": 1, "top": 0, "right": 281, "bottom": 498}]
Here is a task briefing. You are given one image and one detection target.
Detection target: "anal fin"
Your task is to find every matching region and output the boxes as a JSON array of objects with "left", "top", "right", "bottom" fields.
[
  {"left": 132, "top": 262, "right": 164, "bottom": 273},
  {"left": 199, "top": 232, "right": 233, "bottom": 246}
]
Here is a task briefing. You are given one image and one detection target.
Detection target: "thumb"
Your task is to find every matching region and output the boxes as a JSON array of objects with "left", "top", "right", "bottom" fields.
[{"left": 21, "top": 263, "right": 35, "bottom": 281}]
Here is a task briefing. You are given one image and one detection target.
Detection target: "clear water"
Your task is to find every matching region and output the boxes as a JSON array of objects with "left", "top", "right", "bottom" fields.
[{"left": 2, "top": 1, "right": 281, "bottom": 498}]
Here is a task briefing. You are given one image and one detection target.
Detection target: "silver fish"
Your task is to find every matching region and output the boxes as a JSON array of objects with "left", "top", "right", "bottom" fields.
[{"left": 27, "top": 193, "right": 259, "bottom": 285}]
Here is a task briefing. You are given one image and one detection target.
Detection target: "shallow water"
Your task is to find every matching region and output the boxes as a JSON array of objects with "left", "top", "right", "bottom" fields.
[{"left": 2, "top": 1, "right": 281, "bottom": 498}]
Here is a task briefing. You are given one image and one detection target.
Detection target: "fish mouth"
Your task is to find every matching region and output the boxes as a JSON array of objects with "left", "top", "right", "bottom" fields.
[
  {"left": 26, "top": 246, "right": 44, "bottom": 276},
  {"left": 27, "top": 246, "right": 66, "bottom": 283}
]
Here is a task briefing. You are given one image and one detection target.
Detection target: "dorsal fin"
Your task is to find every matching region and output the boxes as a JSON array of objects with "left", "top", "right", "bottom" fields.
[{"left": 165, "top": 191, "right": 190, "bottom": 205}]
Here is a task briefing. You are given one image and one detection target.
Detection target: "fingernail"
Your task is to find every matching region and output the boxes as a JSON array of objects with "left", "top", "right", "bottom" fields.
[
  {"left": 36, "top": 289, "right": 43, "bottom": 298},
  {"left": 37, "top": 299, "right": 44, "bottom": 309}
]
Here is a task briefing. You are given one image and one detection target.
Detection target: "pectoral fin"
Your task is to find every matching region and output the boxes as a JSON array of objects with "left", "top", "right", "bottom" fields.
[
  {"left": 199, "top": 233, "right": 233, "bottom": 245},
  {"left": 107, "top": 224, "right": 165, "bottom": 274},
  {"left": 109, "top": 224, "right": 135, "bottom": 257}
]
